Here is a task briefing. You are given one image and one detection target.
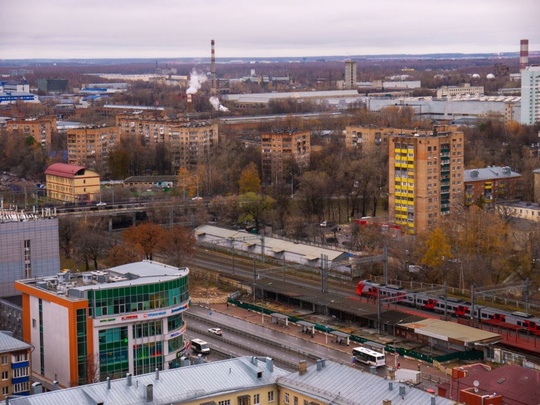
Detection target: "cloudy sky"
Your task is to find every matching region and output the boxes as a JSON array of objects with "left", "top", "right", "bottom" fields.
[{"left": 1, "top": 0, "right": 539, "bottom": 60}]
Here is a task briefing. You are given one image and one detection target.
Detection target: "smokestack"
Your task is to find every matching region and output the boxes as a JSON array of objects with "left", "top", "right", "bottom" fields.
[
  {"left": 520, "top": 39, "right": 529, "bottom": 71},
  {"left": 187, "top": 93, "right": 192, "bottom": 113},
  {"left": 211, "top": 39, "right": 216, "bottom": 96}
]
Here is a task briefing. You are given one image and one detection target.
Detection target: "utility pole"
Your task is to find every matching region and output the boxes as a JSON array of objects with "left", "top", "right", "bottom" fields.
[
  {"left": 444, "top": 281, "right": 448, "bottom": 321},
  {"left": 252, "top": 258, "right": 257, "bottom": 303}
]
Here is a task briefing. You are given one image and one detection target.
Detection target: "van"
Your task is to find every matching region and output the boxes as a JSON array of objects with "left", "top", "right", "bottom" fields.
[{"left": 191, "top": 338, "right": 210, "bottom": 355}]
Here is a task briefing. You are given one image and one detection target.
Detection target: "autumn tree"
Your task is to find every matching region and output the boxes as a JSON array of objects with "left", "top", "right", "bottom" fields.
[
  {"left": 159, "top": 225, "right": 196, "bottom": 268},
  {"left": 58, "top": 216, "right": 79, "bottom": 259},
  {"left": 419, "top": 227, "right": 453, "bottom": 283},
  {"left": 238, "top": 192, "right": 275, "bottom": 232},
  {"left": 106, "top": 243, "right": 142, "bottom": 267},
  {"left": 238, "top": 162, "right": 262, "bottom": 194},
  {"left": 123, "top": 222, "right": 165, "bottom": 260},
  {"left": 74, "top": 221, "right": 111, "bottom": 270}
]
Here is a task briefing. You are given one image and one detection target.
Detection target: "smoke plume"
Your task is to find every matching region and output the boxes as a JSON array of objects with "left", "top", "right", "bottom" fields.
[
  {"left": 186, "top": 69, "right": 207, "bottom": 95},
  {"left": 209, "top": 96, "right": 229, "bottom": 112}
]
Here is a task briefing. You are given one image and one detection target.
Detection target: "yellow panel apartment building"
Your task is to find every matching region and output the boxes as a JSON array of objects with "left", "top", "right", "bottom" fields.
[{"left": 388, "top": 126, "right": 464, "bottom": 234}]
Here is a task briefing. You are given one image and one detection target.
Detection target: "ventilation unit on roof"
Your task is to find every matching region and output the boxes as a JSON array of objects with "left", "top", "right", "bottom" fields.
[{"left": 82, "top": 273, "right": 93, "bottom": 284}]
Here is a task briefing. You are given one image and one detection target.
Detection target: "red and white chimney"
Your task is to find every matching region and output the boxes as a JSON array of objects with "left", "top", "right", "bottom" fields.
[{"left": 520, "top": 39, "right": 529, "bottom": 71}]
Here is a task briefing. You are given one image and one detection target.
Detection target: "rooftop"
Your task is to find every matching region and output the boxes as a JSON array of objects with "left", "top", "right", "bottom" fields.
[
  {"left": 0, "top": 331, "right": 32, "bottom": 354},
  {"left": 16, "top": 260, "right": 189, "bottom": 300},
  {"left": 8, "top": 356, "right": 287, "bottom": 405},
  {"left": 278, "top": 359, "right": 455, "bottom": 405}
]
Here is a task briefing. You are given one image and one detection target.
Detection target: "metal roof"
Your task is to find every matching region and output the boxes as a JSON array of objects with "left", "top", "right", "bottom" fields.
[
  {"left": 277, "top": 359, "right": 455, "bottom": 405},
  {"left": 464, "top": 166, "right": 521, "bottom": 182},
  {"left": 401, "top": 318, "right": 501, "bottom": 345},
  {"left": 0, "top": 331, "right": 32, "bottom": 354},
  {"left": 8, "top": 356, "right": 288, "bottom": 405},
  {"left": 195, "top": 225, "right": 347, "bottom": 262},
  {"left": 44, "top": 163, "right": 88, "bottom": 178}
]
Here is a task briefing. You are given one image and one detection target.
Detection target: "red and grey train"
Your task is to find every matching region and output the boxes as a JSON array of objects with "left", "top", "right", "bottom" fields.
[{"left": 356, "top": 279, "right": 540, "bottom": 334}]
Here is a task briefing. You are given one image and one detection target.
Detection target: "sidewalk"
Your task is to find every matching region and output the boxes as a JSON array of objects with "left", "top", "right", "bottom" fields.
[{"left": 205, "top": 301, "right": 449, "bottom": 385}]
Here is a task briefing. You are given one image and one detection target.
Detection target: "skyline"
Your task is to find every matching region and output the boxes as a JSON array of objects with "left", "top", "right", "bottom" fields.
[{"left": 1, "top": 0, "right": 539, "bottom": 60}]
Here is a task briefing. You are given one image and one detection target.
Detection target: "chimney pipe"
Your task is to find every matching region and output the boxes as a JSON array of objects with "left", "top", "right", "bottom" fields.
[
  {"left": 126, "top": 373, "right": 132, "bottom": 386},
  {"left": 155, "top": 368, "right": 159, "bottom": 380},
  {"left": 520, "top": 39, "right": 529, "bottom": 71},
  {"left": 211, "top": 39, "right": 216, "bottom": 96},
  {"left": 107, "top": 377, "right": 111, "bottom": 390},
  {"left": 53, "top": 381, "right": 59, "bottom": 390}
]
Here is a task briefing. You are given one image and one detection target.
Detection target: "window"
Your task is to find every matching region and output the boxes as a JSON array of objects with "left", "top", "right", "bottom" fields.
[
  {"left": 294, "top": 397, "right": 298, "bottom": 405},
  {"left": 285, "top": 393, "right": 290, "bottom": 404},
  {"left": 268, "top": 391, "right": 275, "bottom": 402},
  {"left": 218, "top": 401, "right": 230, "bottom": 405},
  {"left": 32, "top": 319, "right": 37, "bottom": 328},
  {"left": 1, "top": 356, "right": 7, "bottom": 365},
  {"left": 254, "top": 394, "right": 260, "bottom": 405},
  {"left": 13, "top": 368, "right": 28, "bottom": 378},
  {"left": 2, "top": 387, "right": 7, "bottom": 395},
  {"left": 2, "top": 371, "right": 8, "bottom": 380},
  {"left": 13, "top": 382, "right": 29, "bottom": 393}
]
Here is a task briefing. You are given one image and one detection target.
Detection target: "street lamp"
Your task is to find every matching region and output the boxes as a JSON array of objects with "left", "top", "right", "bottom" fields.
[{"left": 325, "top": 299, "right": 334, "bottom": 344}]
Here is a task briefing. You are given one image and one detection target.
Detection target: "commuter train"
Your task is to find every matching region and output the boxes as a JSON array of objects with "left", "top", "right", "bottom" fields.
[{"left": 356, "top": 279, "right": 540, "bottom": 335}]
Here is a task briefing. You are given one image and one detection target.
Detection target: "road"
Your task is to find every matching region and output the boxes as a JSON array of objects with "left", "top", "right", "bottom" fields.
[{"left": 185, "top": 304, "right": 413, "bottom": 379}]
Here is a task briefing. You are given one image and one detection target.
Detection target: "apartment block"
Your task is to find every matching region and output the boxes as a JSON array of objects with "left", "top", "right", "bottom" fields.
[
  {"left": 44, "top": 163, "right": 101, "bottom": 203},
  {"left": 261, "top": 129, "right": 310, "bottom": 186},
  {"left": 345, "top": 126, "right": 419, "bottom": 151},
  {"left": 388, "top": 126, "right": 464, "bottom": 234},
  {"left": 520, "top": 65, "right": 540, "bottom": 125},
  {"left": 344, "top": 60, "right": 357, "bottom": 90},
  {"left": 116, "top": 113, "right": 218, "bottom": 170},
  {"left": 5, "top": 116, "right": 56, "bottom": 149},
  {"left": 0, "top": 332, "right": 32, "bottom": 401},
  {"left": 67, "top": 125, "right": 118, "bottom": 170},
  {"left": 464, "top": 166, "right": 522, "bottom": 207},
  {"left": 15, "top": 261, "right": 190, "bottom": 389}
]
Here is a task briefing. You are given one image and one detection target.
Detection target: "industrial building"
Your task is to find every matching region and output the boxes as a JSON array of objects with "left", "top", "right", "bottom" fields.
[
  {"left": 0, "top": 209, "right": 60, "bottom": 298},
  {"left": 388, "top": 126, "right": 464, "bottom": 234},
  {"left": 15, "top": 260, "right": 190, "bottom": 389}
]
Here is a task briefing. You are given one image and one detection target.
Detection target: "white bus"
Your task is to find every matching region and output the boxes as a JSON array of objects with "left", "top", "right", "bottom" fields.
[
  {"left": 191, "top": 339, "right": 210, "bottom": 355},
  {"left": 352, "top": 347, "right": 385, "bottom": 367}
]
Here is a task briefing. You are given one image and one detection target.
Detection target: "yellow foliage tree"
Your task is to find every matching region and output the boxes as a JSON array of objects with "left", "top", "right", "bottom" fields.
[
  {"left": 238, "top": 162, "right": 261, "bottom": 194},
  {"left": 420, "top": 227, "right": 453, "bottom": 282}
]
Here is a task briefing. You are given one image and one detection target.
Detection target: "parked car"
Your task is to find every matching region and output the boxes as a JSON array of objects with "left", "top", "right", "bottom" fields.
[
  {"left": 208, "top": 327, "right": 223, "bottom": 336},
  {"left": 96, "top": 201, "right": 106, "bottom": 207}
]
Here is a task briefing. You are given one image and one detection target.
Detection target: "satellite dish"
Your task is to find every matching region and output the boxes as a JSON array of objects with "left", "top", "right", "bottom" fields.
[{"left": 473, "top": 380, "right": 479, "bottom": 393}]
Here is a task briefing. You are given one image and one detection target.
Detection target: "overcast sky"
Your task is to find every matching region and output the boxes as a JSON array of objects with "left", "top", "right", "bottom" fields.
[{"left": 1, "top": 0, "right": 539, "bottom": 60}]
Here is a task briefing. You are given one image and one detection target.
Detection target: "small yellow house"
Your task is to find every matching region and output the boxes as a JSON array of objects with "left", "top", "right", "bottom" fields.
[{"left": 44, "top": 163, "right": 100, "bottom": 203}]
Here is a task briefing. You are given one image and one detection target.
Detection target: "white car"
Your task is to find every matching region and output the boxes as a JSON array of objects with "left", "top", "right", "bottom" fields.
[
  {"left": 208, "top": 327, "right": 223, "bottom": 336},
  {"left": 96, "top": 202, "right": 106, "bottom": 206}
]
